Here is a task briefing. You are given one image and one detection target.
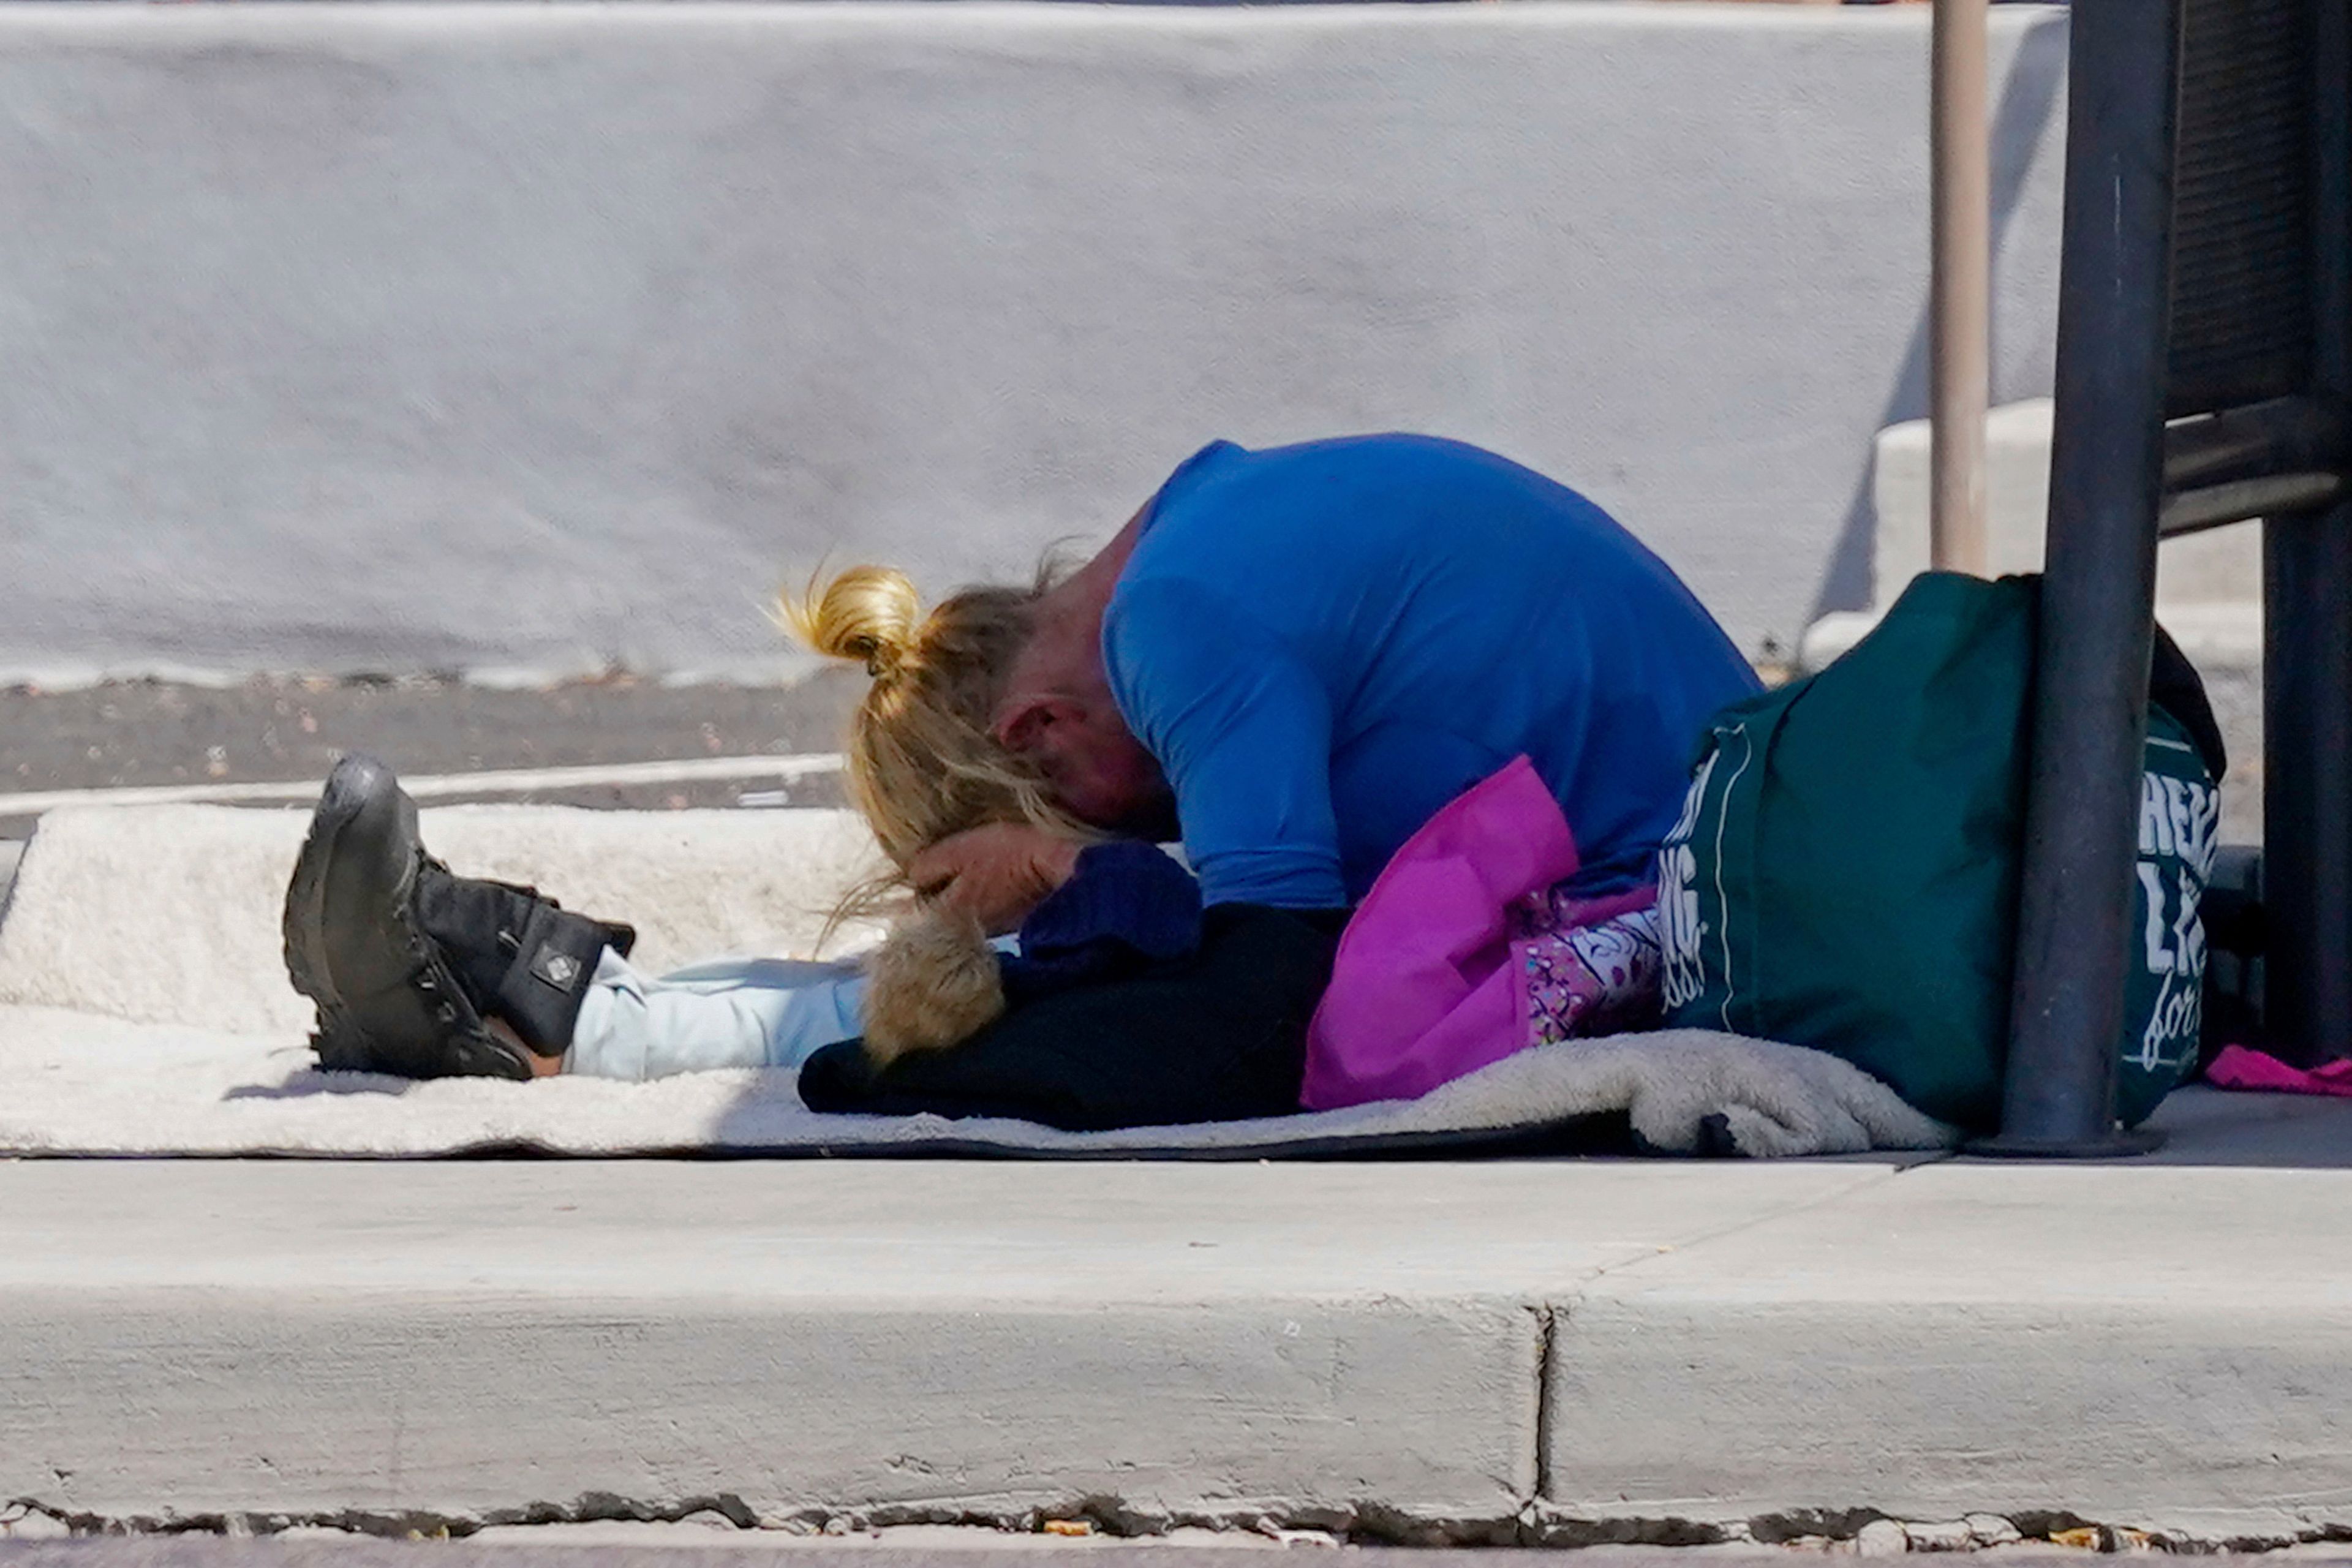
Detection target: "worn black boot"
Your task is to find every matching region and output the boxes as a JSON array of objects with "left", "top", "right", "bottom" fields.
[
  {"left": 410, "top": 858, "right": 637, "bottom": 1059},
  {"left": 282, "top": 754, "right": 636, "bottom": 1079}
]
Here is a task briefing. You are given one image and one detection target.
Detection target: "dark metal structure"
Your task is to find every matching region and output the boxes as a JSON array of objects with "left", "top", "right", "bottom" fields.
[{"left": 1988, "top": 0, "right": 2352, "bottom": 1154}]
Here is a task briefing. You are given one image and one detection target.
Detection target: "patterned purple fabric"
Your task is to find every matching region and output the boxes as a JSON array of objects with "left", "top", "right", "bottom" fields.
[{"left": 1514, "top": 893, "right": 1663, "bottom": 1047}]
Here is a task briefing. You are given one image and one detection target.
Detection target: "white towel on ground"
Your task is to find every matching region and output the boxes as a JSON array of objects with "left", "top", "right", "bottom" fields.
[{"left": 0, "top": 804, "right": 1956, "bottom": 1159}]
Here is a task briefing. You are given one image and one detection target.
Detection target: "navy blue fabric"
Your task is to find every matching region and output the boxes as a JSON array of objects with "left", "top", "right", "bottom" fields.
[
  {"left": 999, "top": 840, "right": 1202, "bottom": 1008},
  {"left": 1104, "top": 434, "right": 1760, "bottom": 909}
]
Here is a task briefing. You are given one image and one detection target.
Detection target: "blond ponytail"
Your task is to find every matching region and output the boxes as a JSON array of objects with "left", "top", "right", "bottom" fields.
[{"left": 789, "top": 565, "right": 923, "bottom": 680}]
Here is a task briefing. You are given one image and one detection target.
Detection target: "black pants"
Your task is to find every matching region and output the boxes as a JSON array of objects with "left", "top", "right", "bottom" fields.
[{"left": 797, "top": 904, "right": 1344, "bottom": 1131}]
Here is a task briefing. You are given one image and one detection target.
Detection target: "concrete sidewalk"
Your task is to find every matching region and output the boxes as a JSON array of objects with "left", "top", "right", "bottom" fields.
[{"left": 2, "top": 1088, "right": 2347, "bottom": 1550}]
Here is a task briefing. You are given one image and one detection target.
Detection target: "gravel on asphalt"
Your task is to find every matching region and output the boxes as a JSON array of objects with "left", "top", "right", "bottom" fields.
[{"left": 0, "top": 674, "right": 864, "bottom": 839}]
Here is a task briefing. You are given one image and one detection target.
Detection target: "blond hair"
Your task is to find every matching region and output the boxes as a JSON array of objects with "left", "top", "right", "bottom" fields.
[{"left": 781, "top": 564, "right": 1091, "bottom": 881}]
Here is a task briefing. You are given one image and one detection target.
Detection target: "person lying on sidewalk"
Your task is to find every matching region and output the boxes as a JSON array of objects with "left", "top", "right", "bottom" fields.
[
  {"left": 284, "top": 748, "right": 1332, "bottom": 1128},
  {"left": 282, "top": 432, "right": 1757, "bottom": 1126}
]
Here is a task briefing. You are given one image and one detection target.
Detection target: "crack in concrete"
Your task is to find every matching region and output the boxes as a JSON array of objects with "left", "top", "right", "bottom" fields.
[
  {"left": 1529, "top": 1302, "right": 1559, "bottom": 1506},
  {"left": 1555, "top": 1162, "right": 1917, "bottom": 1305}
]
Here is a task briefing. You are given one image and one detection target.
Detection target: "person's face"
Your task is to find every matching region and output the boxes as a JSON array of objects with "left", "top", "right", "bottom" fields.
[{"left": 992, "top": 692, "right": 1175, "bottom": 839}]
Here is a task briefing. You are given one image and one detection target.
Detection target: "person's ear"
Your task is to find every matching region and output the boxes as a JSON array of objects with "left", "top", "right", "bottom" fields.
[{"left": 992, "top": 693, "right": 1080, "bottom": 755}]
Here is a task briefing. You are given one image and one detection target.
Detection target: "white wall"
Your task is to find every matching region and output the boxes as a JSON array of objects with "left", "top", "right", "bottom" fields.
[
  {"left": 1806, "top": 399, "right": 2265, "bottom": 671},
  {"left": 0, "top": 2, "right": 2071, "bottom": 684}
]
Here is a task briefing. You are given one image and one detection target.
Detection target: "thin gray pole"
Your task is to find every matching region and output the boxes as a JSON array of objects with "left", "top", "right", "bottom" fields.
[
  {"left": 1931, "top": 0, "right": 1992, "bottom": 576},
  {"left": 1983, "top": 0, "right": 2182, "bottom": 1155}
]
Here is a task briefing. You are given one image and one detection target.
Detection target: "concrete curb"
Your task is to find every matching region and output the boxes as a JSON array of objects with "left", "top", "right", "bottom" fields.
[{"left": 1, "top": 1090, "right": 2348, "bottom": 1547}]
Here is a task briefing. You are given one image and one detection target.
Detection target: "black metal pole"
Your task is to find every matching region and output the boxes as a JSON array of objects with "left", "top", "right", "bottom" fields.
[
  {"left": 1978, "top": 0, "right": 2182, "bottom": 1156},
  {"left": 2264, "top": 0, "right": 2352, "bottom": 1069},
  {"left": 2264, "top": 511, "right": 2352, "bottom": 1067}
]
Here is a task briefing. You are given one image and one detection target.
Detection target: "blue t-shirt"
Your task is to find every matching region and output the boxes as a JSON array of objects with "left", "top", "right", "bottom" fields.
[{"left": 1102, "top": 434, "right": 1760, "bottom": 910}]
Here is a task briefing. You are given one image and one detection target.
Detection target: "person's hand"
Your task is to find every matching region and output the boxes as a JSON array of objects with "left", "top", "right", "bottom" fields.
[{"left": 906, "top": 823, "right": 1083, "bottom": 936}]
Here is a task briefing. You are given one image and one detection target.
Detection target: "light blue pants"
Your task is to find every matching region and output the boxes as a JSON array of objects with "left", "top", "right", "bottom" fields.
[{"left": 563, "top": 948, "right": 869, "bottom": 1080}]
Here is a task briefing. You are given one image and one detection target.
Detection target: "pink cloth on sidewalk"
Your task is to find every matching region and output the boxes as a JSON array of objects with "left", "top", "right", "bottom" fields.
[
  {"left": 1301, "top": 756, "right": 1661, "bottom": 1111},
  {"left": 2206, "top": 1043, "right": 2352, "bottom": 1098}
]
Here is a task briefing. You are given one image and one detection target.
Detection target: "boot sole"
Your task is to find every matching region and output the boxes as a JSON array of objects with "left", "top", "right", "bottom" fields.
[
  {"left": 282, "top": 758, "right": 530, "bottom": 1080},
  {"left": 282, "top": 755, "right": 407, "bottom": 1035}
]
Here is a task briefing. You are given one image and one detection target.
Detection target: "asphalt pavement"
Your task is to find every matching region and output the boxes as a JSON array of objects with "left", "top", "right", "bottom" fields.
[{"left": 0, "top": 677, "right": 861, "bottom": 839}]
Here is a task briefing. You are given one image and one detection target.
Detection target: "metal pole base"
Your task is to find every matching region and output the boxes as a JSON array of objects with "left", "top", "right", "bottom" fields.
[{"left": 1963, "top": 1126, "right": 2167, "bottom": 1159}]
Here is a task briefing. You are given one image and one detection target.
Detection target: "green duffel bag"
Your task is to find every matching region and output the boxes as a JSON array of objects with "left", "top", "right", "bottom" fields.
[{"left": 1656, "top": 571, "right": 2222, "bottom": 1133}]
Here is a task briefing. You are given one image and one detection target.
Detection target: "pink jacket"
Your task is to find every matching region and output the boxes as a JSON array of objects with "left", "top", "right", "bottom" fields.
[{"left": 1302, "top": 756, "right": 1653, "bottom": 1110}]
